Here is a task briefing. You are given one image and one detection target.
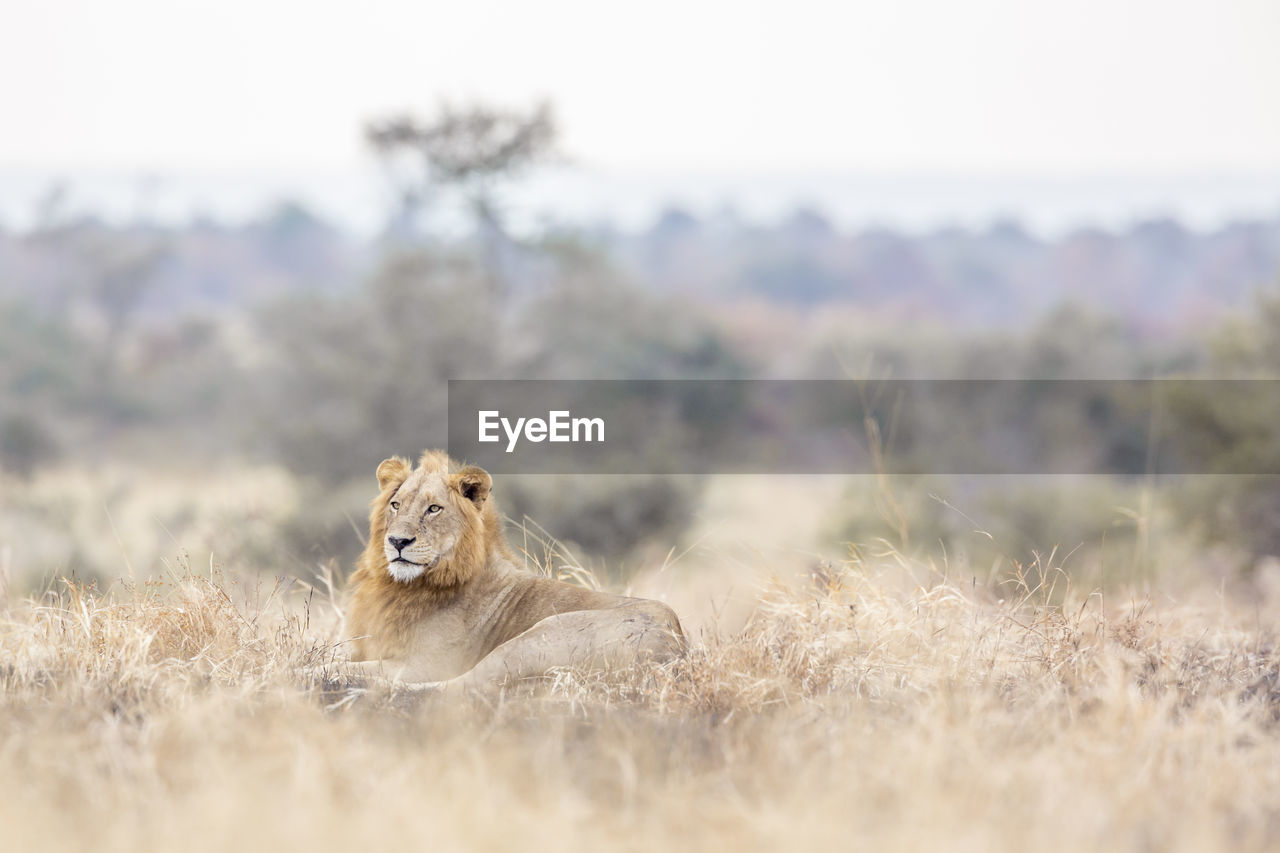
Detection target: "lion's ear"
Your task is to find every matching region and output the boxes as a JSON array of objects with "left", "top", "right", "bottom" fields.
[
  {"left": 375, "top": 457, "right": 411, "bottom": 491},
  {"left": 452, "top": 465, "right": 492, "bottom": 506}
]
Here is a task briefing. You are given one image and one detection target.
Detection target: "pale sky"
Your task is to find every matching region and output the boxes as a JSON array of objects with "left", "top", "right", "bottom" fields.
[{"left": 3, "top": 0, "right": 1279, "bottom": 175}]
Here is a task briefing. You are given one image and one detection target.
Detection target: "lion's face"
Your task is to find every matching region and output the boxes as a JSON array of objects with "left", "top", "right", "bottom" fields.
[{"left": 374, "top": 455, "right": 492, "bottom": 585}]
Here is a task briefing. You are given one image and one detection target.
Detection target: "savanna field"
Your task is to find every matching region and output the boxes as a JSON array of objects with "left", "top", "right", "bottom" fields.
[
  {"left": 5, "top": 6, "right": 1280, "bottom": 849},
  {"left": 3, "top": 472, "right": 1280, "bottom": 853}
]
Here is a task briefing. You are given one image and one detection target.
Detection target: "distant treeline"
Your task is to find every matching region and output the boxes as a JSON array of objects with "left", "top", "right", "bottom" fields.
[
  {"left": 3, "top": 200, "right": 1277, "bottom": 332},
  {"left": 3, "top": 198, "right": 1280, "bottom": 572}
]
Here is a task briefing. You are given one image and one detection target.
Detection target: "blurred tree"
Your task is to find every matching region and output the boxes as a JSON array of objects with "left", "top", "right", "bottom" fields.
[
  {"left": 252, "top": 249, "right": 500, "bottom": 484},
  {"left": 1210, "top": 284, "right": 1280, "bottom": 374},
  {"left": 780, "top": 206, "right": 835, "bottom": 244},
  {"left": 0, "top": 302, "right": 96, "bottom": 407},
  {"left": 24, "top": 222, "right": 168, "bottom": 406},
  {"left": 517, "top": 236, "right": 748, "bottom": 380},
  {"left": 87, "top": 237, "right": 167, "bottom": 395},
  {"left": 492, "top": 237, "right": 746, "bottom": 564},
  {"left": 365, "top": 100, "right": 558, "bottom": 292},
  {"left": 1163, "top": 283, "right": 1280, "bottom": 565},
  {"left": 648, "top": 207, "right": 701, "bottom": 243}
]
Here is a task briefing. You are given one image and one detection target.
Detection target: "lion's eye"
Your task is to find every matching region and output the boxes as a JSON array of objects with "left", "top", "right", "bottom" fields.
[
  {"left": 428, "top": 504, "right": 442, "bottom": 514},
  {"left": 390, "top": 501, "right": 400, "bottom": 513}
]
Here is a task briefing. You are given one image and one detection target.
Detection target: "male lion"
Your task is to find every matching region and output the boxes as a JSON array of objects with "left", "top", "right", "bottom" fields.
[{"left": 343, "top": 450, "right": 685, "bottom": 690}]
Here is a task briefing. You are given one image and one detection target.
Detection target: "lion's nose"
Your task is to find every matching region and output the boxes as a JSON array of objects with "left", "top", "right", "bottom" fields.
[{"left": 388, "top": 536, "right": 415, "bottom": 553}]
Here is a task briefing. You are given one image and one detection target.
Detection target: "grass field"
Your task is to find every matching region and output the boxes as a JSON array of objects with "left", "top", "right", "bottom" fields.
[{"left": 3, "top": 541, "right": 1279, "bottom": 852}]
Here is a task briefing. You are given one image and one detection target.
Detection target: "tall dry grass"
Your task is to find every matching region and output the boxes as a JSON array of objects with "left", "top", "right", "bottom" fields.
[{"left": 1, "top": 548, "right": 1279, "bottom": 852}]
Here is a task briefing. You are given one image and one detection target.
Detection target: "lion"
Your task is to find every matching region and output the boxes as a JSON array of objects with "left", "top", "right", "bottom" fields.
[{"left": 342, "top": 450, "right": 686, "bottom": 691}]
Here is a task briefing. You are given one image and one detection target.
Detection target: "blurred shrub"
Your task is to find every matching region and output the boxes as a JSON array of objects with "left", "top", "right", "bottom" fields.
[
  {"left": 0, "top": 413, "right": 60, "bottom": 478},
  {"left": 1162, "top": 285, "right": 1280, "bottom": 564},
  {"left": 808, "top": 302, "right": 1199, "bottom": 381},
  {"left": 829, "top": 474, "right": 1154, "bottom": 590},
  {"left": 500, "top": 474, "right": 702, "bottom": 575},
  {"left": 0, "top": 302, "right": 97, "bottom": 410}
]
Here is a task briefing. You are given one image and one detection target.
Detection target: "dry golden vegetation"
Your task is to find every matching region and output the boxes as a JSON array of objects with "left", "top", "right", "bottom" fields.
[{"left": 3, "top": 545, "right": 1280, "bottom": 853}]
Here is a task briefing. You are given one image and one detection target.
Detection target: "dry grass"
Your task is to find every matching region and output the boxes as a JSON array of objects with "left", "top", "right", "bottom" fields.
[{"left": 2, "top": 549, "right": 1279, "bottom": 853}]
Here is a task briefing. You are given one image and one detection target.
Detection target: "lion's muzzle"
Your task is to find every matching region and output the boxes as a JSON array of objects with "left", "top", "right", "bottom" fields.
[
  {"left": 388, "top": 535, "right": 415, "bottom": 554},
  {"left": 384, "top": 539, "right": 442, "bottom": 582}
]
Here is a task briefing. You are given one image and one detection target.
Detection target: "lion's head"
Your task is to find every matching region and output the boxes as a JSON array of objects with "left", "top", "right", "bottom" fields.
[{"left": 362, "top": 450, "right": 499, "bottom": 588}]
